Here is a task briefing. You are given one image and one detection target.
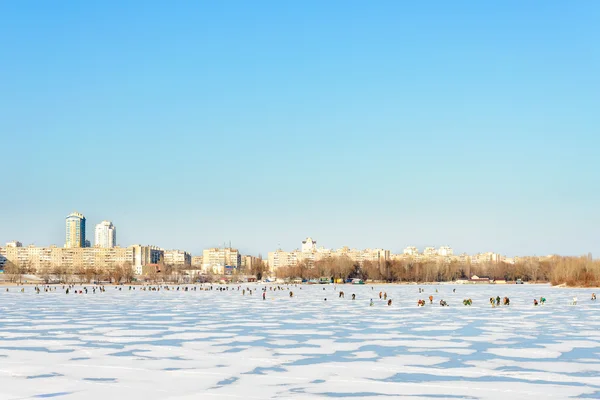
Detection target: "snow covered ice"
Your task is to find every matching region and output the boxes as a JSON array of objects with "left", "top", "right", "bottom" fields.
[{"left": 1, "top": 284, "right": 600, "bottom": 399}]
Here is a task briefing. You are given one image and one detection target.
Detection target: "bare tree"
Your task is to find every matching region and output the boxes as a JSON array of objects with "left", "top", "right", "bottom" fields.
[
  {"left": 110, "top": 264, "right": 124, "bottom": 284},
  {"left": 250, "top": 259, "right": 267, "bottom": 281},
  {"left": 4, "top": 261, "right": 19, "bottom": 283},
  {"left": 122, "top": 262, "right": 135, "bottom": 283}
]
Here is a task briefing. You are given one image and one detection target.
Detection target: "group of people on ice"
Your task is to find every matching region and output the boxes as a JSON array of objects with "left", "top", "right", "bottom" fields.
[{"left": 488, "top": 296, "right": 511, "bottom": 307}]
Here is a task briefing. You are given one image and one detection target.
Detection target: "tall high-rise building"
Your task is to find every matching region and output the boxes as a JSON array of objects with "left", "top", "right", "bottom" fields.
[
  {"left": 95, "top": 220, "right": 117, "bottom": 248},
  {"left": 65, "top": 212, "right": 86, "bottom": 248}
]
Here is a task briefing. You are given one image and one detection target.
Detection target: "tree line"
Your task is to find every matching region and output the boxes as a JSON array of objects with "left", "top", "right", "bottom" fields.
[
  {"left": 2, "top": 255, "right": 598, "bottom": 286},
  {"left": 2, "top": 261, "right": 137, "bottom": 284},
  {"left": 274, "top": 255, "right": 600, "bottom": 286},
  {"left": 1, "top": 259, "right": 269, "bottom": 284}
]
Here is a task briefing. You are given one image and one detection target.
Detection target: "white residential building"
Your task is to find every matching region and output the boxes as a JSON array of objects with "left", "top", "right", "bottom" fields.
[
  {"left": 471, "top": 252, "right": 504, "bottom": 264},
  {"left": 438, "top": 246, "right": 453, "bottom": 257},
  {"left": 302, "top": 237, "right": 317, "bottom": 253},
  {"left": 268, "top": 238, "right": 390, "bottom": 271},
  {"left": 403, "top": 246, "right": 418, "bottom": 256},
  {"left": 94, "top": 221, "right": 116, "bottom": 248},
  {"left": 423, "top": 247, "right": 437, "bottom": 256}
]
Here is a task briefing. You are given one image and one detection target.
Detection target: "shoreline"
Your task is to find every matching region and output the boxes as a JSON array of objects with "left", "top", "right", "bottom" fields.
[{"left": 0, "top": 280, "right": 598, "bottom": 289}]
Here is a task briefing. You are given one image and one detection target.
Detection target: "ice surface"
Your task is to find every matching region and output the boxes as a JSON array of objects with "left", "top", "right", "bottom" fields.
[{"left": 1, "top": 283, "right": 600, "bottom": 399}]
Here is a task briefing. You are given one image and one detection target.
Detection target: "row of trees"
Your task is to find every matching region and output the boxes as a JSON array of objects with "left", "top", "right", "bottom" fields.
[
  {"left": 3, "top": 256, "right": 598, "bottom": 287},
  {"left": 2, "top": 260, "right": 266, "bottom": 285},
  {"left": 273, "top": 255, "right": 600, "bottom": 286},
  {"left": 2, "top": 261, "right": 136, "bottom": 284}
]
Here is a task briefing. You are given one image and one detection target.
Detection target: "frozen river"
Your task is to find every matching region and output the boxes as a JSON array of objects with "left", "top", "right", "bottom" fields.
[{"left": 1, "top": 283, "right": 599, "bottom": 399}]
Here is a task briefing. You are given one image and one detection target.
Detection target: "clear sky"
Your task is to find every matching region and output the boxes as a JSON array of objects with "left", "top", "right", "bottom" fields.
[{"left": 1, "top": 1, "right": 598, "bottom": 258}]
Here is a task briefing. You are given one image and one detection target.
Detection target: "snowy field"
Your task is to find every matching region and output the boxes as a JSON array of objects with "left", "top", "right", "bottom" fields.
[{"left": 1, "top": 284, "right": 599, "bottom": 400}]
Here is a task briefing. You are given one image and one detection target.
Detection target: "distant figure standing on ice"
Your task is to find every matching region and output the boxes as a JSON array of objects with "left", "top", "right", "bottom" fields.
[
  {"left": 592, "top": 293, "right": 597, "bottom": 301},
  {"left": 572, "top": 297, "right": 578, "bottom": 305}
]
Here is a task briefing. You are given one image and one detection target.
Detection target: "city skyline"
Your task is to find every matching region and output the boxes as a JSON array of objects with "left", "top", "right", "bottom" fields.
[
  {"left": 0, "top": 210, "right": 593, "bottom": 259},
  {"left": 1, "top": 2, "right": 598, "bottom": 258}
]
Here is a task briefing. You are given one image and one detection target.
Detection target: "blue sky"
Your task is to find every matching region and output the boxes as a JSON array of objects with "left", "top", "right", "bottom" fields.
[{"left": 1, "top": 1, "right": 598, "bottom": 257}]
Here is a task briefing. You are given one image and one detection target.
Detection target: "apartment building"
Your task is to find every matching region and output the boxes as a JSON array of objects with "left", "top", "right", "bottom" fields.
[
  {"left": 470, "top": 252, "right": 504, "bottom": 264},
  {"left": 95, "top": 221, "right": 117, "bottom": 248},
  {"left": 438, "top": 246, "right": 454, "bottom": 257},
  {"left": 65, "top": 212, "right": 86, "bottom": 248},
  {"left": 191, "top": 256, "right": 203, "bottom": 267},
  {"left": 268, "top": 238, "right": 390, "bottom": 271},
  {"left": 240, "top": 255, "right": 261, "bottom": 271},
  {"left": 202, "top": 247, "right": 241, "bottom": 274},
  {"left": 403, "top": 246, "right": 418, "bottom": 256},
  {"left": 163, "top": 249, "right": 192, "bottom": 267},
  {"left": 0, "top": 243, "right": 164, "bottom": 275}
]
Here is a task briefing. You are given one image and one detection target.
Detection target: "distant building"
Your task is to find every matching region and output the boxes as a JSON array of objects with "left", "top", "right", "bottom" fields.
[
  {"left": 191, "top": 256, "right": 203, "bottom": 267},
  {"left": 65, "top": 211, "right": 86, "bottom": 248},
  {"left": 268, "top": 238, "right": 390, "bottom": 271},
  {"left": 302, "top": 237, "right": 317, "bottom": 253},
  {"left": 268, "top": 249, "right": 300, "bottom": 271},
  {"left": 241, "top": 255, "right": 262, "bottom": 272},
  {"left": 471, "top": 252, "right": 504, "bottom": 264},
  {"left": 6, "top": 241, "right": 23, "bottom": 248},
  {"left": 202, "top": 247, "right": 240, "bottom": 274},
  {"left": 403, "top": 246, "right": 418, "bottom": 256},
  {"left": 84, "top": 240, "right": 91, "bottom": 248},
  {"left": 131, "top": 245, "right": 163, "bottom": 275},
  {"left": 0, "top": 244, "right": 163, "bottom": 275},
  {"left": 94, "top": 221, "right": 116, "bottom": 248},
  {"left": 469, "top": 275, "right": 491, "bottom": 283},
  {"left": 163, "top": 249, "right": 192, "bottom": 267},
  {"left": 423, "top": 247, "right": 437, "bottom": 256},
  {"left": 438, "top": 246, "right": 453, "bottom": 257}
]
